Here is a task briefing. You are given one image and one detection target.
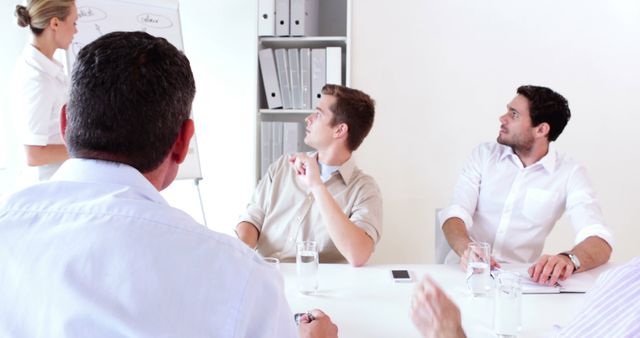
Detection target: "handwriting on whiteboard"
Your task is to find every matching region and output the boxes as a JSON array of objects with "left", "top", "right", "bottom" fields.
[
  {"left": 78, "top": 6, "right": 173, "bottom": 30},
  {"left": 78, "top": 6, "right": 107, "bottom": 22},
  {"left": 137, "top": 13, "right": 173, "bottom": 29}
]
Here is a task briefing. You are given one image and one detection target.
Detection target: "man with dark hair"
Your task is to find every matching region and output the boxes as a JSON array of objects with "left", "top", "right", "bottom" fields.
[
  {"left": 514, "top": 85, "right": 570, "bottom": 142},
  {"left": 0, "top": 31, "right": 337, "bottom": 337},
  {"left": 236, "top": 84, "right": 382, "bottom": 267},
  {"left": 440, "top": 85, "right": 612, "bottom": 285}
]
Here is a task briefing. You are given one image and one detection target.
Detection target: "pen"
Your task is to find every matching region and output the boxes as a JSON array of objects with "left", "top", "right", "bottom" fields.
[
  {"left": 294, "top": 312, "right": 315, "bottom": 325},
  {"left": 490, "top": 267, "right": 502, "bottom": 279}
]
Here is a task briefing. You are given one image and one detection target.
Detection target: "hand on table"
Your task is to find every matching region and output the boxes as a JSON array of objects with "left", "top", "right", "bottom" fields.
[{"left": 528, "top": 254, "right": 574, "bottom": 286}]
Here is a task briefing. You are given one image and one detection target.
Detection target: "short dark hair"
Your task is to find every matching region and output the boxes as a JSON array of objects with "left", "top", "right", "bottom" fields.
[
  {"left": 322, "top": 84, "right": 375, "bottom": 151},
  {"left": 517, "top": 85, "right": 571, "bottom": 141},
  {"left": 66, "top": 31, "right": 196, "bottom": 172}
]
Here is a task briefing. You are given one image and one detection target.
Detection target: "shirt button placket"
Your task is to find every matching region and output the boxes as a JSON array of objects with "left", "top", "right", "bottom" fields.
[
  {"left": 494, "top": 170, "right": 524, "bottom": 259},
  {"left": 289, "top": 194, "right": 313, "bottom": 247}
]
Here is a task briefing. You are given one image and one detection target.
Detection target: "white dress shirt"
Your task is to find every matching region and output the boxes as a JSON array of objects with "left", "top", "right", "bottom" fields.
[
  {"left": 11, "top": 44, "right": 68, "bottom": 182},
  {"left": 0, "top": 159, "right": 297, "bottom": 338},
  {"left": 439, "top": 142, "right": 613, "bottom": 263}
]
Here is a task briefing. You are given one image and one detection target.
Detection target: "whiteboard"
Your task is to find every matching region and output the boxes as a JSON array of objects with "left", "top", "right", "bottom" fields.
[{"left": 67, "top": 0, "right": 202, "bottom": 180}]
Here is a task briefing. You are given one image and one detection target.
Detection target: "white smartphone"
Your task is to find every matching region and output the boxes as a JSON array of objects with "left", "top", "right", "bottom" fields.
[{"left": 391, "top": 269, "right": 414, "bottom": 283}]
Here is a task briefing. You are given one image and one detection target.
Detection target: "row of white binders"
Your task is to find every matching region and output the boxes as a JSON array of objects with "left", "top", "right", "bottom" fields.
[
  {"left": 259, "top": 47, "right": 342, "bottom": 110},
  {"left": 259, "top": 0, "right": 319, "bottom": 36},
  {"left": 261, "top": 121, "right": 312, "bottom": 176}
]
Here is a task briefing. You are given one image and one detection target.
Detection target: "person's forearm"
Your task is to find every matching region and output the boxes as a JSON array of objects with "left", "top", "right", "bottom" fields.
[
  {"left": 25, "top": 144, "right": 68, "bottom": 166},
  {"left": 570, "top": 236, "right": 612, "bottom": 272},
  {"left": 236, "top": 221, "right": 260, "bottom": 249},
  {"left": 310, "top": 184, "right": 373, "bottom": 267},
  {"left": 442, "top": 217, "right": 472, "bottom": 257}
]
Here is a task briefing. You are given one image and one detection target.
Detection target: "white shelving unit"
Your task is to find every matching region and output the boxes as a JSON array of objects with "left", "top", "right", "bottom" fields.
[{"left": 255, "top": 0, "right": 351, "bottom": 181}]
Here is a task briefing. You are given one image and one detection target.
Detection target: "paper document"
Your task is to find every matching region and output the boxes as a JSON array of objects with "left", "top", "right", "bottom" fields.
[{"left": 494, "top": 265, "right": 599, "bottom": 294}]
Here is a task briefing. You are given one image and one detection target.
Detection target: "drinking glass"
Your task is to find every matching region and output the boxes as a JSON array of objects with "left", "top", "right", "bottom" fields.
[
  {"left": 466, "top": 242, "right": 491, "bottom": 296},
  {"left": 494, "top": 272, "right": 522, "bottom": 337},
  {"left": 296, "top": 241, "right": 319, "bottom": 295}
]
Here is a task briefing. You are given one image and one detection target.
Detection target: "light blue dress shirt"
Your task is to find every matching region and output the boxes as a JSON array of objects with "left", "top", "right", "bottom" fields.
[{"left": 0, "top": 158, "right": 297, "bottom": 338}]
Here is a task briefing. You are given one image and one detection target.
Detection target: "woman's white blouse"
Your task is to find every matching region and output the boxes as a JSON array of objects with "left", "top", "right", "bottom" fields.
[
  {"left": 11, "top": 44, "right": 69, "bottom": 181},
  {"left": 13, "top": 44, "right": 68, "bottom": 146}
]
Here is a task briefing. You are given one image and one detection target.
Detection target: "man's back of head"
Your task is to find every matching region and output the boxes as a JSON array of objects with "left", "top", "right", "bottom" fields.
[
  {"left": 66, "top": 31, "right": 196, "bottom": 173},
  {"left": 0, "top": 31, "right": 312, "bottom": 338}
]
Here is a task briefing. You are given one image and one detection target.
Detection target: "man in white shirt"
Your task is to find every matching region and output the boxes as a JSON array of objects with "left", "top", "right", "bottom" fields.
[
  {"left": 440, "top": 85, "right": 612, "bottom": 285},
  {"left": 0, "top": 31, "right": 336, "bottom": 338}
]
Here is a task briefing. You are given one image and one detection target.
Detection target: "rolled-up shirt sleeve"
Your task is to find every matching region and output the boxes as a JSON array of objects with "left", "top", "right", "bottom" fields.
[
  {"left": 438, "top": 145, "right": 485, "bottom": 230},
  {"left": 349, "top": 177, "right": 383, "bottom": 244},
  {"left": 237, "top": 164, "right": 278, "bottom": 233},
  {"left": 565, "top": 165, "right": 614, "bottom": 248}
]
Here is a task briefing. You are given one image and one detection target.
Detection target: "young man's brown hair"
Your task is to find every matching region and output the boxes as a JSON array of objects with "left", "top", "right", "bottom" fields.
[{"left": 322, "top": 84, "right": 375, "bottom": 151}]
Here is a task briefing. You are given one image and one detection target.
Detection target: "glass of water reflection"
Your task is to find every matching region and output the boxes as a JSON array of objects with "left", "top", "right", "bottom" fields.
[
  {"left": 296, "top": 240, "right": 319, "bottom": 295},
  {"left": 494, "top": 272, "right": 522, "bottom": 337},
  {"left": 466, "top": 241, "right": 491, "bottom": 296}
]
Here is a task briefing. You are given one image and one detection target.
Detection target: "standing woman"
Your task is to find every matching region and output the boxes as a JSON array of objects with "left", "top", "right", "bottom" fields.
[{"left": 12, "top": 0, "right": 77, "bottom": 182}]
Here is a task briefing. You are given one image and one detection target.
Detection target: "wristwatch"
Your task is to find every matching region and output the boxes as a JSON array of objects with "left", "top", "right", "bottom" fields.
[{"left": 559, "top": 252, "right": 581, "bottom": 272}]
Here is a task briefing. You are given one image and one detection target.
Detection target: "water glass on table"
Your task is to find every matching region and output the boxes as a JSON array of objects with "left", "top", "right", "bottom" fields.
[
  {"left": 296, "top": 240, "right": 319, "bottom": 295},
  {"left": 494, "top": 272, "right": 522, "bottom": 337},
  {"left": 466, "top": 241, "right": 492, "bottom": 296}
]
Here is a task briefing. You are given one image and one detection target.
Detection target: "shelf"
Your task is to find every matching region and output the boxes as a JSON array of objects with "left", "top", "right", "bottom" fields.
[
  {"left": 259, "top": 36, "right": 347, "bottom": 49},
  {"left": 259, "top": 109, "right": 314, "bottom": 115},
  {"left": 255, "top": 0, "right": 350, "bottom": 181}
]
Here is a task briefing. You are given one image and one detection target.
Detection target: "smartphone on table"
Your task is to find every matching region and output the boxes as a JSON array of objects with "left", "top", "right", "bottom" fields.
[{"left": 391, "top": 269, "right": 414, "bottom": 283}]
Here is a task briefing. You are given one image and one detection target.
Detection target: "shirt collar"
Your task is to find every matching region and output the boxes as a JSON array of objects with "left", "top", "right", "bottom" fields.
[
  {"left": 498, "top": 142, "right": 558, "bottom": 173},
  {"left": 23, "top": 44, "right": 65, "bottom": 80},
  {"left": 310, "top": 151, "right": 358, "bottom": 185},
  {"left": 318, "top": 161, "right": 339, "bottom": 183},
  {"left": 537, "top": 142, "right": 558, "bottom": 173},
  {"left": 51, "top": 158, "right": 168, "bottom": 205}
]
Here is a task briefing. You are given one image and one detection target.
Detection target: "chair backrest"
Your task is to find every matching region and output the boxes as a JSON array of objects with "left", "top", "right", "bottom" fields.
[{"left": 434, "top": 208, "right": 453, "bottom": 264}]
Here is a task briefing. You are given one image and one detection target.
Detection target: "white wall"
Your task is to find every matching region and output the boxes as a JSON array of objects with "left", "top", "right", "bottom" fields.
[
  {"left": 162, "top": 0, "right": 258, "bottom": 234},
  {"left": 351, "top": 0, "right": 640, "bottom": 263}
]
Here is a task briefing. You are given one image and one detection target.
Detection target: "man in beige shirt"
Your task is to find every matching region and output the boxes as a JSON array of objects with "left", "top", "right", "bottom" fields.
[{"left": 236, "top": 84, "right": 382, "bottom": 267}]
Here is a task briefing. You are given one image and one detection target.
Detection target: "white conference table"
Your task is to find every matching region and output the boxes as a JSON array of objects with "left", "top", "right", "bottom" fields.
[{"left": 279, "top": 263, "right": 614, "bottom": 338}]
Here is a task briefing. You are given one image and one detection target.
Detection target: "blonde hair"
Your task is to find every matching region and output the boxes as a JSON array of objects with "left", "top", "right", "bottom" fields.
[{"left": 15, "top": 0, "right": 75, "bottom": 35}]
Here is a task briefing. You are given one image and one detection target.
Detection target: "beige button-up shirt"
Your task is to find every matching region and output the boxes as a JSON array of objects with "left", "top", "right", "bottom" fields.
[{"left": 239, "top": 153, "right": 383, "bottom": 263}]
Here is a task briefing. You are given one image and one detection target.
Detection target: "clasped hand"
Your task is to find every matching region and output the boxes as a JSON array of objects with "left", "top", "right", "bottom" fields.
[{"left": 289, "top": 153, "right": 322, "bottom": 189}]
